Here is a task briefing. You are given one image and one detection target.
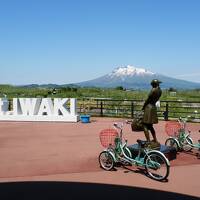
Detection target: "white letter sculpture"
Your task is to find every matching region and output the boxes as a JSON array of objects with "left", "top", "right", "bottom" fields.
[{"left": 0, "top": 98, "right": 79, "bottom": 122}]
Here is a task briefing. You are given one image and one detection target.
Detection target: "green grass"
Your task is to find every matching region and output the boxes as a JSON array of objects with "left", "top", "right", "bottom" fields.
[{"left": 0, "top": 85, "right": 200, "bottom": 101}]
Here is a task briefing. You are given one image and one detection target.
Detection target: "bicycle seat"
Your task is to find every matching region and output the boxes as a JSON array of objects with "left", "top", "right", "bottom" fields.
[{"left": 137, "top": 139, "right": 147, "bottom": 148}]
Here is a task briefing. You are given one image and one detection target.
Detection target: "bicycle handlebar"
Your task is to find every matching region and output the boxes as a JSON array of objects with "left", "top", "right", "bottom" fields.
[
  {"left": 113, "top": 122, "right": 124, "bottom": 130},
  {"left": 178, "top": 117, "right": 187, "bottom": 124},
  {"left": 178, "top": 117, "right": 192, "bottom": 130}
]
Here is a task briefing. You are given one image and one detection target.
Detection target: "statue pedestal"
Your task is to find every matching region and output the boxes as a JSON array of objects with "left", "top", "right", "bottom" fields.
[{"left": 128, "top": 143, "right": 177, "bottom": 161}]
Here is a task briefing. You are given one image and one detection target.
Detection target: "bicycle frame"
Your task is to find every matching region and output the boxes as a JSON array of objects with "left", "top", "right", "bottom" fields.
[
  {"left": 112, "top": 123, "right": 170, "bottom": 168},
  {"left": 168, "top": 118, "right": 200, "bottom": 150}
]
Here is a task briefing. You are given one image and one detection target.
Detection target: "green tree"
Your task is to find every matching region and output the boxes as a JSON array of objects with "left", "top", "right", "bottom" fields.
[{"left": 115, "top": 86, "right": 124, "bottom": 90}]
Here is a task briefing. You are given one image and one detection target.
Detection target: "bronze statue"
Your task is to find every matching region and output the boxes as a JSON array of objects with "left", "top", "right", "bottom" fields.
[{"left": 142, "top": 79, "right": 162, "bottom": 147}]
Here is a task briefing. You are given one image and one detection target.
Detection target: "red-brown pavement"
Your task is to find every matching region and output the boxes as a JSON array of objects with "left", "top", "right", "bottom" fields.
[{"left": 0, "top": 118, "right": 200, "bottom": 197}]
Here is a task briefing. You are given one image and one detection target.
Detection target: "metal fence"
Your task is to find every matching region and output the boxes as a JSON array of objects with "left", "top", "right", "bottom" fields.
[{"left": 78, "top": 98, "right": 200, "bottom": 121}]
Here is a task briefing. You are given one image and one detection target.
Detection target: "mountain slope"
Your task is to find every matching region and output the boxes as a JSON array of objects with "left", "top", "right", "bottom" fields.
[{"left": 76, "top": 65, "right": 200, "bottom": 89}]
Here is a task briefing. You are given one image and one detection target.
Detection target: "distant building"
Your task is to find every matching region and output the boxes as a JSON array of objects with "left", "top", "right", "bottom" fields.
[{"left": 169, "top": 91, "right": 177, "bottom": 97}]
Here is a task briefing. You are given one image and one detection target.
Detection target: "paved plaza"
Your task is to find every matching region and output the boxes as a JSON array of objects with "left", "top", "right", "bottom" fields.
[{"left": 0, "top": 118, "right": 200, "bottom": 199}]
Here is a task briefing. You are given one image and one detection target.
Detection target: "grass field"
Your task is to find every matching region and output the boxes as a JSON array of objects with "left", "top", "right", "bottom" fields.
[{"left": 0, "top": 84, "right": 200, "bottom": 102}]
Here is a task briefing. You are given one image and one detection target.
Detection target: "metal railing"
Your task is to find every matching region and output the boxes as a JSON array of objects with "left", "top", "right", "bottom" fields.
[
  {"left": 78, "top": 98, "right": 200, "bottom": 121},
  {"left": 5, "top": 97, "right": 200, "bottom": 121}
]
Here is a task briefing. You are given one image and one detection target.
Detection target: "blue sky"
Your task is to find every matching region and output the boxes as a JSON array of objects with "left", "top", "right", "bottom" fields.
[{"left": 0, "top": 0, "right": 200, "bottom": 85}]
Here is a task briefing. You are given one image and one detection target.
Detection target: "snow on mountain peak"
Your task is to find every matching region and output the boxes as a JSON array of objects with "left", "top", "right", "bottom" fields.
[{"left": 109, "top": 65, "right": 155, "bottom": 77}]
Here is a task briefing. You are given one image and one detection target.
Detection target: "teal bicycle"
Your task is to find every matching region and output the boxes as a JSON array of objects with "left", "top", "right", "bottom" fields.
[
  {"left": 99, "top": 122, "right": 170, "bottom": 181},
  {"left": 165, "top": 118, "right": 200, "bottom": 157}
]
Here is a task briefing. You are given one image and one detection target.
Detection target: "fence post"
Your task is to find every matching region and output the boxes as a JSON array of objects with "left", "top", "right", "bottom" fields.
[
  {"left": 96, "top": 99, "right": 99, "bottom": 108},
  {"left": 131, "top": 101, "right": 134, "bottom": 118},
  {"left": 8, "top": 98, "right": 12, "bottom": 111},
  {"left": 164, "top": 102, "right": 169, "bottom": 121},
  {"left": 100, "top": 101, "right": 103, "bottom": 117}
]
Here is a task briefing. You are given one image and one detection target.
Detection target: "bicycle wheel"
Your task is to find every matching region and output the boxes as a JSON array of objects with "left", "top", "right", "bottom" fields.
[
  {"left": 182, "top": 136, "right": 193, "bottom": 152},
  {"left": 144, "top": 151, "right": 170, "bottom": 181},
  {"left": 99, "top": 151, "right": 114, "bottom": 171},
  {"left": 165, "top": 138, "right": 179, "bottom": 151}
]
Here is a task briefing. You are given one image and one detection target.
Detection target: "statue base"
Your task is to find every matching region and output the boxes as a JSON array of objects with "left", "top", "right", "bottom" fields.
[{"left": 127, "top": 143, "right": 177, "bottom": 161}]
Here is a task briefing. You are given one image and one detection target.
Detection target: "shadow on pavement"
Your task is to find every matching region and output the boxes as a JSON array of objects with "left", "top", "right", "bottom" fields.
[{"left": 0, "top": 181, "right": 199, "bottom": 200}]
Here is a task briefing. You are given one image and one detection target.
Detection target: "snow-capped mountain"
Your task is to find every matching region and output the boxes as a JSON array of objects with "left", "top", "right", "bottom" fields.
[
  {"left": 109, "top": 65, "right": 154, "bottom": 77},
  {"left": 75, "top": 65, "right": 200, "bottom": 90}
]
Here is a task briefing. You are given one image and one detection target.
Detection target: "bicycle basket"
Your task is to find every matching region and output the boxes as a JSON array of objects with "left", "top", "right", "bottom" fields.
[
  {"left": 99, "top": 128, "right": 118, "bottom": 148},
  {"left": 165, "top": 121, "right": 181, "bottom": 137}
]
